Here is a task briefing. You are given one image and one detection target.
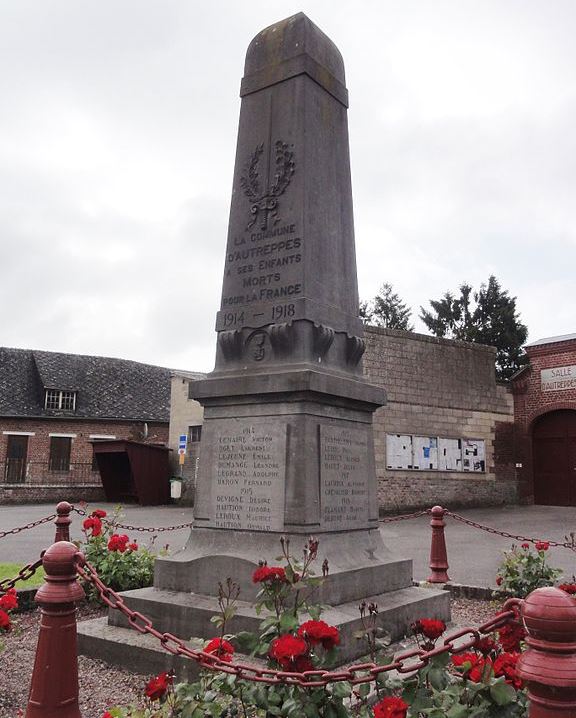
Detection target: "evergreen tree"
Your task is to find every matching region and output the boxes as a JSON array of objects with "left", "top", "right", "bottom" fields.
[
  {"left": 361, "top": 283, "right": 413, "bottom": 330},
  {"left": 420, "top": 276, "right": 528, "bottom": 379}
]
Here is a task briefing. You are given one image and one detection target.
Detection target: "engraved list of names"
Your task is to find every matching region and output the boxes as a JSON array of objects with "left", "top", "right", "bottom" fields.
[
  {"left": 320, "top": 425, "right": 369, "bottom": 530},
  {"left": 210, "top": 421, "right": 286, "bottom": 532}
]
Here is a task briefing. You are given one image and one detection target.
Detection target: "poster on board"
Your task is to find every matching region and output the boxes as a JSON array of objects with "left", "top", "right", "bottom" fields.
[
  {"left": 412, "top": 436, "right": 438, "bottom": 470},
  {"left": 462, "top": 439, "right": 485, "bottom": 472},
  {"left": 438, "top": 438, "right": 462, "bottom": 471},
  {"left": 386, "top": 434, "right": 413, "bottom": 469}
]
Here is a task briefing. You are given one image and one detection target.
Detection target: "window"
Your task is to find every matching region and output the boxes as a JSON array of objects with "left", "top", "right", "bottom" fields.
[
  {"left": 45, "top": 389, "right": 77, "bottom": 411},
  {"left": 189, "top": 425, "right": 202, "bottom": 443},
  {"left": 49, "top": 436, "right": 72, "bottom": 471}
]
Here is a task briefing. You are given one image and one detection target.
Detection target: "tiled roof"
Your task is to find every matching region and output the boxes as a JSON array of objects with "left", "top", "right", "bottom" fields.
[
  {"left": 525, "top": 333, "right": 576, "bottom": 348},
  {"left": 0, "top": 347, "right": 171, "bottom": 421}
]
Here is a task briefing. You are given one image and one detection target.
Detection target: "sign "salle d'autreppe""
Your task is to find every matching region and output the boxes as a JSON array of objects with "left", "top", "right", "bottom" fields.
[{"left": 541, "top": 365, "right": 576, "bottom": 392}]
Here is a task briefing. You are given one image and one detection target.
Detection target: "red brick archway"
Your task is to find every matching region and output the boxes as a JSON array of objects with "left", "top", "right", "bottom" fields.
[{"left": 533, "top": 409, "right": 576, "bottom": 505}]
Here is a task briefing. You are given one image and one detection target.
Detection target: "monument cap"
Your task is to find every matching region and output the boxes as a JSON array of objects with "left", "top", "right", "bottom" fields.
[{"left": 242, "top": 13, "right": 347, "bottom": 105}]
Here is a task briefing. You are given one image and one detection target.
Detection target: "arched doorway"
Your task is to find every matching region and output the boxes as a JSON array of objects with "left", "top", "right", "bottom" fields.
[{"left": 533, "top": 410, "right": 576, "bottom": 505}]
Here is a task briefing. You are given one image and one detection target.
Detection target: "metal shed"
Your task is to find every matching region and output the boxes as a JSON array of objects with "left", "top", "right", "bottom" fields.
[{"left": 92, "top": 439, "right": 170, "bottom": 506}]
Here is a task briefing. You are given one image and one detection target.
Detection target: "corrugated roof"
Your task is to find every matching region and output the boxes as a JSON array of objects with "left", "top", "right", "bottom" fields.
[
  {"left": 0, "top": 347, "right": 171, "bottom": 421},
  {"left": 525, "top": 333, "right": 576, "bottom": 348}
]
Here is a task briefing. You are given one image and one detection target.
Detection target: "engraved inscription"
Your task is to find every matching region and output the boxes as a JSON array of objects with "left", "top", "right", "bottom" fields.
[
  {"left": 320, "top": 426, "right": 369, "bottom": 530},
  {"left": 211, "top": 423, "right": 286, "bottom": 531}
]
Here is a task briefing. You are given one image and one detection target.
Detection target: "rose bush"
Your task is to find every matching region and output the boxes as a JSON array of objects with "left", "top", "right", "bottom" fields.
[
  {"left": 495, "top": 542, "right": 562, "bottom": 598},
  {"left": 77, "top": 506, "right": 166, "bottom": 601},
  {"left": 102, "top": 538, "right": 528, "bottom": 717},
  {"left": 0, "top": 587, "right": 19, "bottom": 652}
]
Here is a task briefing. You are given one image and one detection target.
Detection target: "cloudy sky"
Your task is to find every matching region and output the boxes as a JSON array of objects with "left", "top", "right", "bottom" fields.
[{"left": 1, "top": 1, "right": 574, "bottom": 372}]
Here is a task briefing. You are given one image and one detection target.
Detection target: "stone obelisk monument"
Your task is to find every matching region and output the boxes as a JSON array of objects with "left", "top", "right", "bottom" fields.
[{"left": 80, "top": 13, "right": 448, "bottom": 670}]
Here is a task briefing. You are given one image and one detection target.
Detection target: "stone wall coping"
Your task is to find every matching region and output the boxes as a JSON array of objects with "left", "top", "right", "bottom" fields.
[{"left": 364, "top": 326, "right": 496, "bottom": 354}]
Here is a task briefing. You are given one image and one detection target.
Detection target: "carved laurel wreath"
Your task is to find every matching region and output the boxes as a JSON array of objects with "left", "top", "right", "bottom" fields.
[{"left": 240, "top": 141, "right": 295, "bottom": 229}]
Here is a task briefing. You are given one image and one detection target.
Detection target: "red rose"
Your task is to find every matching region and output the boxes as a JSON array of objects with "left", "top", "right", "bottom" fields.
[
  {"left": 521, "top": 543, "right": 530, "bottom": 549},
  {"left": 0, "top": 588, "right": 18, "bottom": 611},
  {"left": 108, "top": 534, "right": 129, "bottom": 552},
  {"left": 0, "top": 609, "right": 11, "bottom": 632},
  {"left": 373, "top": 695, "right": 408, "bottom": 718},
  {"left": 496, "top": 576, "right": 503, "bottom": 586},
  {"left": 101, "top": 713, "right": 114, "bottom": 718},
  {"left": 128, "top": 542, "right": 138, "bottom": 551},
  {"left": 452, "top": 653, "right": 491, "bottom": 682},
  {"left": 252, "top": 565, "right": 287, "bottom": 583},
  {"left": 145, "top": 671, "right": 173, "bottom": 701},
  {"left": 535, "top": 541, "right": 549, "bottom": 551},
  {"left": 298, "top": 620, "right": 340, "bottom": 649},
  {"left": 498, "top": 621, "right": 525, "bottom": 653},
  {"left": 413, "top": 618, "right": 446, "bottom": 640},
  {"left": 559, "top": 583, "right": 576, "bottom": 595},
  {"left": 92, "top": 509, "right": 107, "bottom": 519},
  {"left": 204, "top": 637, "right": 235, "bottom": 662},
  {"left": 83, "top": 516, "right": 102, "bottom": 537},
  {"left": 269, "top": 634, "right": 309, "bottom": 669},
  {"left": 494, "top": 652, "right": 522, "bottom": 689},
  {"left": 476, "top": 636, "right": 497, "bottom": 656}
]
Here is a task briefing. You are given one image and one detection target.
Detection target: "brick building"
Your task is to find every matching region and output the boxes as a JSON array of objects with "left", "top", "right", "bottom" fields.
[
  {"left": 511, "top": 333, "right": 576, "bottom": 506},
  {"left": 0, "top": 348, "right": 170, "bottom": 505},
  {"left": 364, "top": 327, "right": 517, "bottom": 512}
]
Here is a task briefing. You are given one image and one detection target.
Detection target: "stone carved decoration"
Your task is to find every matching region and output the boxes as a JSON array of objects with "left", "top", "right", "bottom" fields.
[
  {"left": 269, "top": 322, "right": 293, "bottom": 355},
  {"left": 240, "top": 140, "right": 295, "bottom": 231},
  {"left": 218, "top": 330, "right": 242, "bottom": 360},
  {"left": 346, "top": 334, "right": 366, "bottom": 365},
  {"left": 313, "top": 324, "right": 335, "bottom": 358},
  {"left": 246, "top": 330, "right": 270, "bottom": 362}
]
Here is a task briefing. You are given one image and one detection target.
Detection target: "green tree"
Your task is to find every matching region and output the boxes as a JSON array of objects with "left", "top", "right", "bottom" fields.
[
  {"left": 420, "top": 275, "right": 528, "bottom": 379},
  {"left": 360, "top": 283, "right": 413, "bottom": 330}
]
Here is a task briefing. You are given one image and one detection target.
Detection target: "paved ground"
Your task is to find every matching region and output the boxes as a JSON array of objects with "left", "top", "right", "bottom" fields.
[{"left": 1, "top": 502, "right": 575, "bottom": 588}]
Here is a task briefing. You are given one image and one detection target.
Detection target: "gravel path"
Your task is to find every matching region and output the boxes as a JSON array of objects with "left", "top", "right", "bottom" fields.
[{"left": 0, "top": 597, "right": 501, "bottom": 718}]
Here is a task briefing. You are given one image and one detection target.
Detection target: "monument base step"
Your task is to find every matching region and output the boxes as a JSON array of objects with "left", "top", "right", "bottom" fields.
[{"left": 78, "top": 584, "right": 450, "bottom": 671}]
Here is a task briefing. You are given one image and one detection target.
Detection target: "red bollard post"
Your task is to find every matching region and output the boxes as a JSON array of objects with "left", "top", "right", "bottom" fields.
[
  {"left": 517, "top": 586, "right": 576, "bottom": 717},
  {"left": 54, "top": 501, "right": 73, "bottom": 542},
  {"left": 428, "top": 505, "right": 450, "bottom": 583},
  {"left": 25, "top": 541, "right": 85, "bottom": 718}
]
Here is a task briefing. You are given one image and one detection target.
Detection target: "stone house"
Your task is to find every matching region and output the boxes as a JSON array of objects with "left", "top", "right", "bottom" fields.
[{"left": 0, "top": 348, "right": 171, "bottom": 505}]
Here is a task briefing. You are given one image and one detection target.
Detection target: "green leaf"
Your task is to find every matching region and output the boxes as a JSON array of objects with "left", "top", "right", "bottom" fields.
[
  {"left": 446, "top": 704, "right": 471, "bottom": 718},
  {"left": 490, "top": 679, "right": 517, "bottom": 705},
  {"left": 331, "top": 681, "right": 351, "bottom": 698}
]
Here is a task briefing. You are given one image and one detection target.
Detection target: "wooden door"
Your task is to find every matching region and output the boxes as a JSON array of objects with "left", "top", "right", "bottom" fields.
[
  {"left": 5, "top": 435, "right": 28, "bottom": 483},
  {"left": 533, "top": 410, "right": 576, "bottom": 505}
]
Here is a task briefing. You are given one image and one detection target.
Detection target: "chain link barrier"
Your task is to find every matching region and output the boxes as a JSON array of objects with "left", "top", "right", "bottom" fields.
[
  {"left": 71, "top": 505, "right": 193, "bottom": 534},
  {"left": 0, "top": 557, "right": 43, "bottom": 593},
  {"left": 445, "top": 510, "right": 576, "bottom": 552},
  {"left": 0, "top": 512, "right": 57, "bottom": 540},
  {"left": 75, "top": 556, "right": 521, "bottom": 688},
  {"left": 380, "top": 509, "right": 430, "bottom": 524}
]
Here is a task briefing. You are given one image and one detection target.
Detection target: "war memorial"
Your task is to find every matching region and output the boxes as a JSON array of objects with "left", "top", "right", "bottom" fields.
[{"left": 79, "top": 12, "right": 449, "bottom": 672}]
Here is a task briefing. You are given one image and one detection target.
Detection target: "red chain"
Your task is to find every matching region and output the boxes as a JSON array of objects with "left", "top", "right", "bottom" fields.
[
  {"left": 380, "top": 510, "right": 430, "bottom": 524},
  {"left": 0, "top": 557, "right": 43, "bottom": 593},
  {"left": 0, "top": 513, "right": 57, "bottom": 540},
  {"left": 71, "top": 506, "right": 193, "bottom": 534},
  {"left": 445, "top": 511, "right": 576, "bottom": 551},
  {"left": 75, "top": 556, "right": 521, "bottom": 688}
]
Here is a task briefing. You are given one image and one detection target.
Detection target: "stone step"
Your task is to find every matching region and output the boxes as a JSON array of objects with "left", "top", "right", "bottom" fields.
[
  {"left": 77, "top": 616, "right": 201, "bottom": 681},
  {"left": 78, "top": 583, "right": 450, "bottom": 670}
]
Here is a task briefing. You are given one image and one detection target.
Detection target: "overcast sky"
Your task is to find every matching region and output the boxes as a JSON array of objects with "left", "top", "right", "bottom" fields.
[{"left": 1, "top": 1, "right": 574, "bottom": 372}]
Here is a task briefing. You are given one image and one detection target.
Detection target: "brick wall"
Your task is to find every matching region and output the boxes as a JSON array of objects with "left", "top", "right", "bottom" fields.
[
  {"left": 363, "top": 327, "right": 517, "bottom": 512},
  {"left": 512, "top": 336, "right": 576, "bottom": 501},
  {"left": 0, "top": 417, "right": 169, "bottom": 504}
]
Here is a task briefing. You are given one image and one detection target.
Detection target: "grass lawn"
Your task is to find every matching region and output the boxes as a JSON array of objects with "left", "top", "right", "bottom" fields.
[{"left": 0, "top": 562, "right": 45, "bottom": 588}]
